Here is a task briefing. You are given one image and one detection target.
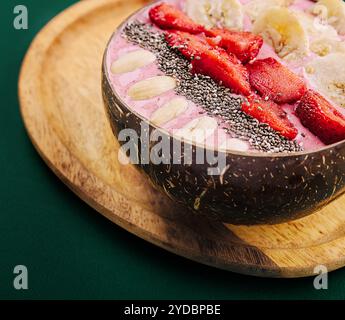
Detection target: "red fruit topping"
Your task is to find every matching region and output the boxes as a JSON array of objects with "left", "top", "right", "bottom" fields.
[
  {"left": 206, "top": 28, "right": 263, "bottom": 63},
  {"left": 242, "top": 95, "right": 298, "bottom": 140},
  {"left": 296, "top": 90, "right": 345, "bottom": 145},
  {"left": 165, "top": 31, "right": 251, "bottom": 96},
  {"left": 247, "top": 57, "right": 307, "bottom": 104},
  {"left": 192, "top": 50, "right": 251, "bottom": 96},
  {"left": 149, "top": 3, "right": 205, "bottom": 34},
  {"left": 165, "top": 30, "right": 210, "bottom": 60}
]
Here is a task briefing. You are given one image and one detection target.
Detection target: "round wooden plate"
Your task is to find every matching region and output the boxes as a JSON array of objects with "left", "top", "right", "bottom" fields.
[{"left": 19, "top": 0, "right": 345, "bottom": 278}]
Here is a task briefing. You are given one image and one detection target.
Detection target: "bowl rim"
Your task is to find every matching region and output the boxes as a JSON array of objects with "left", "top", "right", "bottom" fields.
[{"left": 102, "top": 0, "right": 345, "bottom": 159}]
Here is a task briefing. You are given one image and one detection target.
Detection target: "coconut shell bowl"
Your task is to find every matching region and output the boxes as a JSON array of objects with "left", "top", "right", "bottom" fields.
[{"left": 102, "top": 1, "right": 345, "bottom": 226}]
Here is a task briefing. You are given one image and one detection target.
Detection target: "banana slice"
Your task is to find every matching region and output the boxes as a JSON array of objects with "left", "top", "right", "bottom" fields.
[
  {"left": 293, "top": 10, "right": 343, "bottom": 57},
  {"left": 127, "top": 76, "right": 176, "bottom": 101},
  {"left": 185, "top": 0, "right": 244, "bottom": 30},
  {"left": 175, "top": 116, "right": 218, "bottom": 144},
  {"left": 184, "top": 0, "right": 211, "bottom": 29},
  {"left": 111, "top": 50, "right": 156, "bottom": 74},
  {"left": 245, "top": 0, "right": 294, "bottom": 23},
  {"left": 312, "top": 0, "right": 345, "bottom": 35},
  {"left": 305, "top": 53, "right": 345, "bottom": 108},
  {"left": 252, "top": 7, "right": 309, "bottom": 61},
  {"left": 151, "top": 98, "right": 188, "bottom": 126}
]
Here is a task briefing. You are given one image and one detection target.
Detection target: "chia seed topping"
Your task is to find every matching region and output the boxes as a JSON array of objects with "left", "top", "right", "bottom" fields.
[{"left": 123, "top": 21, "right": 303, "bottom": 153}]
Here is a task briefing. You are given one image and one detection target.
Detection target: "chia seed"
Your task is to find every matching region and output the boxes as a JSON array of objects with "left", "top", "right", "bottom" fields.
[{"left": 123, "top": 22, "right": 303, "bottom": 153}]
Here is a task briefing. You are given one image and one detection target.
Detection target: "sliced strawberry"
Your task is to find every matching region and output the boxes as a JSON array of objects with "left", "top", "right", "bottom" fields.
[
  {"left": 191, "top": 49, "right": 251, "bottom": 96},
  {"left": 165, "top": 31, "right": 251, "bottom": 95},
  {"left": 242, "top": 95, "right": 298, "bottom": 140},
  {"left": 149, "top": 3, "right": 205, "bottom": 34},
  {"left": 206, "top": 28, "right": 263, "bottom": 63},
  {"left": 296, "top": 90, "right": 345, "bottom": 145},
  {"left": 247, "top": 57, "right": 307, "bottom": 104},
  {"left": 165, "top": 30, "right": 210, "bottom": 60}
]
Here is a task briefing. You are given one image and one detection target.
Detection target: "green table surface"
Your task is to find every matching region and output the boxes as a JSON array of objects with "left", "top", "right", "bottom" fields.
[{"left": 1, "top": 0, "right": 345, "bottom": 300}]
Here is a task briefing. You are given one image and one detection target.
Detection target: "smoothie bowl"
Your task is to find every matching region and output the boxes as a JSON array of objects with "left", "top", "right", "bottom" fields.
[{"left": 102, "top": 0, "right": 345, "bottom": 225}]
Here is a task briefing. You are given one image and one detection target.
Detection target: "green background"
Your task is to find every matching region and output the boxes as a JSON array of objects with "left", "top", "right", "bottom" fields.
[{"left": 0, "top": 0, "right": 345, "bottom": 300}]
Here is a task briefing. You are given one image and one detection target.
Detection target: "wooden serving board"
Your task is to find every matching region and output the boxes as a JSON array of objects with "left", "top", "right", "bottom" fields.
[{"left": 19, "top": 0, "right": 345, "bottom": 278}]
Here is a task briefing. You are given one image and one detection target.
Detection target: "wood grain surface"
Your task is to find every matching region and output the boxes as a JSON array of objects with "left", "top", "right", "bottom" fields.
[{"left": 18, "top": 0, "right": 345, "bottom": 277}]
